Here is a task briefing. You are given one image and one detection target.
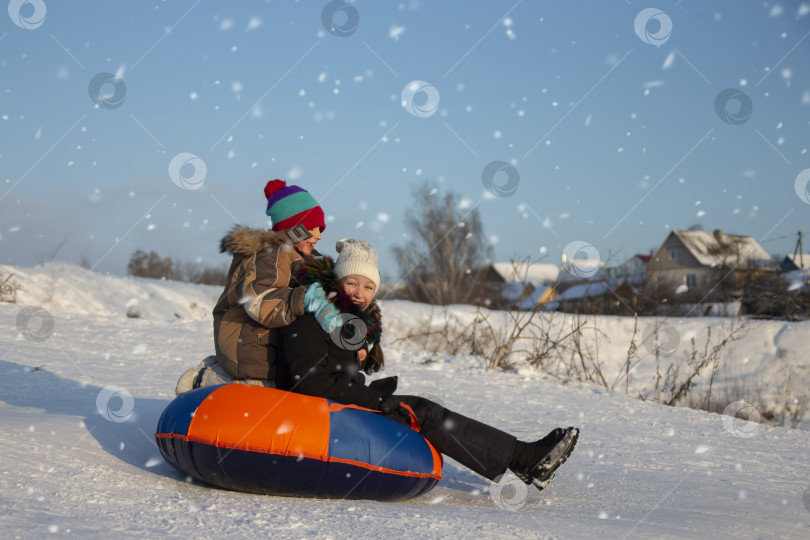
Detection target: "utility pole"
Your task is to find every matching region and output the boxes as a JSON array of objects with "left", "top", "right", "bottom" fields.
[{"left": 793, "top": 231, "right": 804, "bottom": 269}]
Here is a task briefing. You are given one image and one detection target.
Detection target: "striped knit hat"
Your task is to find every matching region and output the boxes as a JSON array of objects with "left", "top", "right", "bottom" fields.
[{"left": 264, "top": 179, "right": 326, "bottom": 232}]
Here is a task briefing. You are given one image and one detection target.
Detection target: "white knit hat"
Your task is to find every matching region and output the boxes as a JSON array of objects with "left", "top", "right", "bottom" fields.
[{"left": 334, "top": 239, "right": 380, "bottom": 295}]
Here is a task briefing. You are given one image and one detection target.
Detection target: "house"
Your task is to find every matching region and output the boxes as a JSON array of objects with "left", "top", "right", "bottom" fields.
[
  {"left": 646, "top": 229, "right": 774, "bottom": 297},
  {"left": 781, "top": 253, "right": 810, "bottom": 271},
  {"left": 557, "top": 259, "right": 606, "bottom": 284},
  {"left": 603, "top": 253, "right": 652, "bottom": 284},
  {"left": 479, "top": 261, "right": 560, "bottom": 309},
  {"left": 544, "top": 279, "right": 639, "bottom": 315},
  {"left": 485, "top": 261, "right": 560, "bottom": 285}
]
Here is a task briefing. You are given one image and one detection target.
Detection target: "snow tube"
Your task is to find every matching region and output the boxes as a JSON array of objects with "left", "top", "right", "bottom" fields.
[{"left": 155, "top": 384, "right": 442, "bottom": 501}]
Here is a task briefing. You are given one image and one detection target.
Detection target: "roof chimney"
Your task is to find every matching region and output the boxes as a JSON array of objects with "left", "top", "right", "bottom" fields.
[{"left": 713, "top": 229, "right": 724, "bottom": 244}]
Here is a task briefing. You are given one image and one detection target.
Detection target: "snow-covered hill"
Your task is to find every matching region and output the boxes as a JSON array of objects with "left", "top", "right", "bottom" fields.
[
  {"left": 1, "top": 263, "right": 808, "bottom": 539},
  {"left": 1, "top": 262, "right": 222, "bottom": 321}
]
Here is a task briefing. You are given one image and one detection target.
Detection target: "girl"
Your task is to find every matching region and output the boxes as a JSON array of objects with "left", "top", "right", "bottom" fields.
[{"left": 276, "top": 238, "right": 579, "bottom": 491}]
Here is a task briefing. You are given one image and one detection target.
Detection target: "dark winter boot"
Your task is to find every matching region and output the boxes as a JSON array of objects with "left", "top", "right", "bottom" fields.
[{"left": 509, "top": 427, "right": 579, "bottom": 491}]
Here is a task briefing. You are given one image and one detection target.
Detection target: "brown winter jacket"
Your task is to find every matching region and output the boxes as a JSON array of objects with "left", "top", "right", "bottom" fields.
[{"left": 212, "top": 226, "right": 309, "bottom": 380}]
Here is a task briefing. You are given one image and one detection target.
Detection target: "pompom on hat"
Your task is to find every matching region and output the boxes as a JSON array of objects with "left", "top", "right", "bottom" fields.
[
  {"left": 264, "top": 179, "right": 326, "bottom": 233},
  {"left": 333, "top": 239, "right": 380, "bottom": 295}
]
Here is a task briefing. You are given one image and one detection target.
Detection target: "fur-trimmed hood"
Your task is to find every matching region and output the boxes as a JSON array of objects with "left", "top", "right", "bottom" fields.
[
  {"left": 295, "top": 255, "right": 383, "bottom": 348},
  {"left": 219, "top": 225, "right": 291, "bottom": 255}
]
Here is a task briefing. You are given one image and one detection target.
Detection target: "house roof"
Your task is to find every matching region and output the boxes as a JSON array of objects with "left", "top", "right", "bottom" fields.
[
  {"left": 553, "top": 281, "right": 612, "bottom": 301},
  {"left": 784, "top": 253, "right": 810, "bottom": 270},
  {"left": 557, "top": 259, "right": 606, "bottom": 281},
  {"left": 499, "top": 281, "right": 556, "bottom": 309},
  {"left": 490, "top": 262, "right": 560, "bottom": 284},
  {"left": 604, "top": 254, "right": 650, "bottom": 276},
  {"left": 671, "top": 230, "right": 772, "bottom": 267}
]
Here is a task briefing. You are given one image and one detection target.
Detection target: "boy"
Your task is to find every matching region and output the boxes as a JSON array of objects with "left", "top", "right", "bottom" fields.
[{"left": 175, "top": 179, "right": 339, "bottom": 393}]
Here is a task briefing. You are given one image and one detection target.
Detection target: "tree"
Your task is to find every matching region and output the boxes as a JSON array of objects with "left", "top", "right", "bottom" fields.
[
  {"left": 392, "top": 183, "right": 494, "bottom": 305},
  {"left": 178, "top": 259, "right": 228, "bottom": 286},
  {"left": 127, "top": 250, "right": 175, "bottom": 280}
]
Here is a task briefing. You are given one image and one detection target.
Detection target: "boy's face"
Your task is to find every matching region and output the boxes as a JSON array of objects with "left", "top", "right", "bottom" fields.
[{"left": 293, "top": 227, "right": 322, "bottom": 256}]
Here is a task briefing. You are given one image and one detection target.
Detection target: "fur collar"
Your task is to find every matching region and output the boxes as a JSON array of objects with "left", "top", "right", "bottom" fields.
[
  {"left": 296, "top": 256, "right": 383, "bottom": 345},
  {"left": 219, "top": 226, "right": 290, "bottom": 255}
]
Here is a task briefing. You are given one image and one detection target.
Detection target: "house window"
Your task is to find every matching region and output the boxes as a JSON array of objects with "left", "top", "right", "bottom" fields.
[
  {"left": 669, "top": 247, "right": 682, "bottom": 261},
  {"left": 686, "top": 274, "right": 697, "bottom": 287}
]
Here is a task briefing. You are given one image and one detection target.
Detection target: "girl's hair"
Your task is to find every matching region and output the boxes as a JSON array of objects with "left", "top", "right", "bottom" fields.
[{"left": 364, "top": 344, "right": 384, "bottom": 374}]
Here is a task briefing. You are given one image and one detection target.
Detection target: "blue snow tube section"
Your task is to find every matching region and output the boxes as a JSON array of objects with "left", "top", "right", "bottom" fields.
[{"left": 155, "top": 384, "right": 442, "bottom": 501}]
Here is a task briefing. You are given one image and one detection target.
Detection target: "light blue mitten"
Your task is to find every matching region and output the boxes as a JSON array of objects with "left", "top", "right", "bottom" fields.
[{"left": 303, "top": 283, "right": 343, "bottom": 333}]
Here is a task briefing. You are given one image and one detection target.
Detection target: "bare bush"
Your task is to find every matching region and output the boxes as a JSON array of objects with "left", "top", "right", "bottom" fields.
[
  {"left": 36, "top": 236, "right": 69, "bottom": 264},
  {"left": 743, "top": 269, "right": 810, "bottom": 320},
  {"left": 177, "top": 259, "right": 228, "bottom": 286},
  {"left": 695, "top": 371, "right": 807, "bottom": 430},
  {"left": 632, "top": 320, "right": 751, "bottom": 408},
  {"left": 1, "top": 271, "right": 21, "bottom": 303},
  {"left": 126, "top": 250, "right": 227, "bottom": 285}
]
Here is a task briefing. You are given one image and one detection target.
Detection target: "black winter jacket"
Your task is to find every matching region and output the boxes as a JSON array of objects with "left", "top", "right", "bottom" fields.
[
  {"left": 277, "top": 313, "right": 386, "bottom": 410},
  {"left": 275, "top": 255, "right": 388, "bottom": 410}
]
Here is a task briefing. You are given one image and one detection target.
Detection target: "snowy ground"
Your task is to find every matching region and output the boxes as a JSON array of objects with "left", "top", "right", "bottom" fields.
[{"left": 1, "top": 263, "right": 809, "bottom": 539}]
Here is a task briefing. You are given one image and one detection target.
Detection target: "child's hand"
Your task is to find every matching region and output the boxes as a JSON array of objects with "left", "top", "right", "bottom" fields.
[{"left": 304, "top": 283, "right": 342, "bottom": 333}]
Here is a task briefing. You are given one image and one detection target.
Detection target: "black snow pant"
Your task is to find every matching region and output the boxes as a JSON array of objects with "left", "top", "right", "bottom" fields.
[{"left": 383, "top": 395, "right": 516, "bottom": 481}]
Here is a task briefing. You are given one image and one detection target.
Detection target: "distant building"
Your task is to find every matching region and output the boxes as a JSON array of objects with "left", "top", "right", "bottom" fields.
[
  {"left": 479, "top": 261, "right": 560, "bottom": 309},
  {"left": 781, "top": 253, "right": 810, "bottom": 271},
  {"left": 647, "top": 229, "right": 774, "bottom": 296},
  {"left": 539, "top": 253, "right": 648, "bottom": 314},
  {"left": 603, "top": 253, "right": 652, "bottom": 284},
  {"left": 545, "top": 279, "right": 639, "bottom": 315},
  {"left": 556, "top": 259, "right": 606, "bottom": 285},
  {"left": 486, "top": 262, "right": 560, "bottom": 285}
]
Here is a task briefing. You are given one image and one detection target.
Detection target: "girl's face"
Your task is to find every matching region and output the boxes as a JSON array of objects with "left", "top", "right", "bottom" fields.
[{"left": 339, "top": 275, "right": 376, "bottom": 309}]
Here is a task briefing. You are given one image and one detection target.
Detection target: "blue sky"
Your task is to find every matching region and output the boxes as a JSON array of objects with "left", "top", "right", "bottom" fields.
[{"left": 1, "top": 0, "right": 809, "bottom": 281}]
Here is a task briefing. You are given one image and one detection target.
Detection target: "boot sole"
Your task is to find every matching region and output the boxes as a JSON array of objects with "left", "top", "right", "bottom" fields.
[
  {"left": 514, "top": 427, "right": 579, "bottom": 491},
  {"left": 533, "top": 427, "right": 578, "bottom": 491}
]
